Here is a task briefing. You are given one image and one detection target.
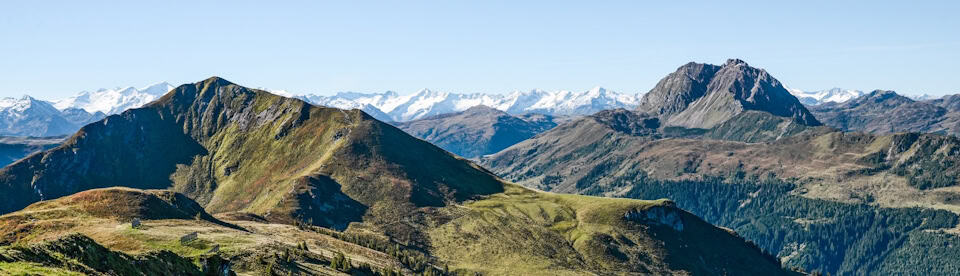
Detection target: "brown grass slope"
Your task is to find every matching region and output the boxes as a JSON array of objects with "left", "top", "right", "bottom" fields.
[
  {"left": 0, "top": 233, "right": 230, "bottom": 276},
  {"left": 0, "top": 186, "right": 790, "bottom": 275},
  {"left": 0, "top": 187, "right": 237, "bottom": 243}
]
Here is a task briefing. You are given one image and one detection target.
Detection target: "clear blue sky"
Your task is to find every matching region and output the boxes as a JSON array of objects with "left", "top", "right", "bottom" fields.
[{"left": 1, "top": 1, "right": 958, "bottom": 99}]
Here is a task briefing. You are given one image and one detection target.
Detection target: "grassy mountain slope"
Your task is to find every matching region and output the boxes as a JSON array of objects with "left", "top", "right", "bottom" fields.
[
  {"left": 0, "top": 233, "right": 231, "bottom": 276},
  {"left": 394, "top": 105, "right": 558, "bottom": 158},
  {"left": 0, "top": 185, "right": 789, "bottom": 275},
  {"left": 0, "top": 187, "right": 235, "bottom": 243},
  {"left": 429, "top": 184, "right": 785, "bottom": 275},
  {"left": 0, "top": 77, "right": 503, "bottom": 235},
  {"left": 0, "top": 187, "right": 405, "bottom": 275}
]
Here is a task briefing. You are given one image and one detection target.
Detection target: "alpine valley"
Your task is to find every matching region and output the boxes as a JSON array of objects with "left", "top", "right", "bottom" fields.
[{"left": 0, "top": 77, "right": 791, "bottom": 275}]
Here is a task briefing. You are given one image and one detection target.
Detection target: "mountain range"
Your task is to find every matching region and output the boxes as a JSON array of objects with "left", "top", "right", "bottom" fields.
[
  {"left": 0, "top": 77, "right": 789, "bottom": 275},
  {"left": 299, "top": 86, "right": 642, "bottom": 122},
  {"left": 480, "top": 60, "right": 960, "bottom": 275},
  {"left": 809, "top": 90, "right": 960, "bottom": 136},
  {"left": 0, "top": 96, "right": 104, "bottom": 136},
  {"left": 788, "top": 88, "right": 865, "bottom": 105},
  {"left": 2, "top": 83, "right": 639, "bottom": 137},
  {"left": 53, "top": 82, "right": 175, "bottom": 115},
  {"left": 0, "top": 82, "right": 174, "bottom": 136}
]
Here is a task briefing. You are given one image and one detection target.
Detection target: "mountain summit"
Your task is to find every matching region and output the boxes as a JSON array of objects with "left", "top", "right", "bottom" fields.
[{"left": 638, "top": 59, "right": 820, "bottom": 129}]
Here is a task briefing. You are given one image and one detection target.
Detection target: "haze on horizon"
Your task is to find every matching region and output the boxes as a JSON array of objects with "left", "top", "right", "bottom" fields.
[{"left": 1, "top": 1, "right": 958, "bottom": 99}]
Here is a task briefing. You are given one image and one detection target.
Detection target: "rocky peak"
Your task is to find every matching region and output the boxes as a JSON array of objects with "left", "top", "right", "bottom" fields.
[
  {"left": 725, "top": 58, "right": 748, "bottom": 66},
  {"left": 638, "top": 59, "right": 819, "bottom": 129},
  {"left": 637, "top": 62, "right": 721, "bottom": 116}
]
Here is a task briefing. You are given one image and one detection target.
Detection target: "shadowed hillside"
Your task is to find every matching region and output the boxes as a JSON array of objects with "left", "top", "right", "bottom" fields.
[{"left": 0, "top": 136, "right": 62, "bottom": 167}]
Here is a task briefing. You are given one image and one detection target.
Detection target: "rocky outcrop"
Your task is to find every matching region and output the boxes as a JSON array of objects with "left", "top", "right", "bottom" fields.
[
  {"left": 624, "top": 203, "right": 685, "bottom": 231},
  {"left": 590, "top": 109, "right": 660, "bottom": 136}
]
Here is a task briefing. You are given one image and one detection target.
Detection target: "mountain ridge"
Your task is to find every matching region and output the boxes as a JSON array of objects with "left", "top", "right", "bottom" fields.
[
  {"left": 809, "top": 90, "right": 960, "bottom": 136},
  {"left": 394, "top": 105, "right": 560, "bottom": 158}
]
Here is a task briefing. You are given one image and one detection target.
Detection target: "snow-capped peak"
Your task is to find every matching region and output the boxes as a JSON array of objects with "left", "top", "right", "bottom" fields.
[
  {"left": 0, "top": 95, "right": 35, "bottom": 110},
  {"left": 140, "top": 82, "right": 175, "bottom": 95},
  {"left": 588, "top": 86, "right": 606, "bottom": 96},
  {"left": 0, "top": 95, "right": 62, "bottom": 118},
  {"left": 54, "top": 81, "right": 174, "bottom": 115},
  {"left": 787, "top": 87, "right": 864, "bottom": 105}
]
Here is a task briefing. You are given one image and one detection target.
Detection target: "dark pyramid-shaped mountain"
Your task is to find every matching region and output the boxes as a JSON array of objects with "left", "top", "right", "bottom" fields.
[
  {"left": 638, "top": 59, "right": 820, "bottom": 129},
  {"left": 394, "top": 105, "right": 559, "bottom": 158},
  {"left": 0, "top": 77, "right": 504, "bottom": 230}
]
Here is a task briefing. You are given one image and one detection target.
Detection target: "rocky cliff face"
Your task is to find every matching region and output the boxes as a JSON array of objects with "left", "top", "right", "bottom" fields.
[
  {"left": 638, "top": 59, "right": 820, "bottom": 129},
  {"left": 623, "top": 203, "right": 684, "bottom": 231}
]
